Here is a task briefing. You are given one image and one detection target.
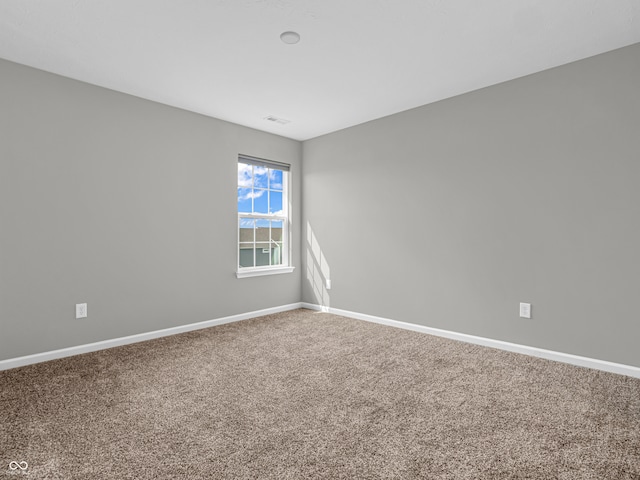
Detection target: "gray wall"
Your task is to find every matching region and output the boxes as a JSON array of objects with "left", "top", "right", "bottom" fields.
[
  {"left": 3, "top": 43, "right": 640, "bottom": 368},
  {"left": 302, "top": 43, "right": 640, "bottom": 367},
  {"left": 0, "top": 58, "right": 301, "bottom": 361}
]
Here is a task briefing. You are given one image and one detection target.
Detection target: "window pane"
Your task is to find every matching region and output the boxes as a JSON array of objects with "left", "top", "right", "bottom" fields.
[
  {"left": 253, "top": 189, "right": 268, "bottom": 213},
  {"left": 256, "top": 243, "right": 270, "bottom": 266},
  {"left": 269, "top": 190, "right": 283, "bottom": 214},
  {"left": 271, "top": 243, "right": 282, "bottom": 265},
  {"left": 271, "top": 220, "right": 283, "bottom": 242},
  {"left": 239, "top": 219, "right": 254, "bottom": 254},
  {"left": 254, "top": 166, "right": 269, "bottom": 188},
  {"left": 239, "top": 243, "right": 254, "bottom": 268},
  {"left": 271, "top": 219, "right": 283, "bottom": 266},
  {"left": 238, "top": 188, "right": 252, "bottom": 213},
  {"left": 255, "top": 219, "right": 269, "bottom": 245},
  {"left": 240, "top": 218, "right": 255, "bottom": 232},
  {"left": 269, "top": 169, "right": 283, "bottom": 190},
  {"left": 238, "top": 163, "right": 253, "bottom": 187}
]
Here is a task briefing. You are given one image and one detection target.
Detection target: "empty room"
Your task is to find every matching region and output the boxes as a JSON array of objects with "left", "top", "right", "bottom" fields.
[{"left": 1, "top": 1, "right": 639, "bottom": 478}]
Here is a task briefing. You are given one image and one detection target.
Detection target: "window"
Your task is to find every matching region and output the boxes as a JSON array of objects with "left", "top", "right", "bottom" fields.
[{"left": 237, "top": 155, "right": 294, "bottom": 278}]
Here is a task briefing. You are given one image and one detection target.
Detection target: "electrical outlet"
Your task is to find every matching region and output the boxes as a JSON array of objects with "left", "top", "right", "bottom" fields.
[
  {"left": 519, "top": 302, "right": 531, "bottom": 319},
  {"left": 325, "top": 279, "right": 331, "bottom": 290},
  {"left": 76, "top": 303, "right": 87, "bottom": 319}
]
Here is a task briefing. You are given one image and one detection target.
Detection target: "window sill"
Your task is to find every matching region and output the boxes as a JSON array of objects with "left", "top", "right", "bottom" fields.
[{"left": 236, "top": 266, "right": 295, "bottom": 279}]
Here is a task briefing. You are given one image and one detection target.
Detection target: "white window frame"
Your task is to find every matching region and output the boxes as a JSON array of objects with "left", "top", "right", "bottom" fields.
[{"left": 236, "top": 155, "right": 294, "bottom": 278}]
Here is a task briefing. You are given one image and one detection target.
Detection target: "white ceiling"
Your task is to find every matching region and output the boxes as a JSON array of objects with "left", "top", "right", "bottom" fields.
[{"left": 1, "top": 1, "right": 639, "bottom": 141}]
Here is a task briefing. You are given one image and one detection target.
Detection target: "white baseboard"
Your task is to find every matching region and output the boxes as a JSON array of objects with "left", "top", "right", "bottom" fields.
[
  {"left": 5, "top": 302, "right": 638, "bottom": 379},
  {"left": 0, "top": 303, "right": 303, "bottom": 372},
  {"left": 301, "top": 303, "right": 640, "bottom": 379}
]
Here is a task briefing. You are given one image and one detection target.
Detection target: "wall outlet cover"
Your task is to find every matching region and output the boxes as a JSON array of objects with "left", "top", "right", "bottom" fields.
[
  {"left": 519, "top": 302, "right": 531, "bottom": 319},
  {"left": 76, "top": 303, "right": 87, "bottom": 319}
]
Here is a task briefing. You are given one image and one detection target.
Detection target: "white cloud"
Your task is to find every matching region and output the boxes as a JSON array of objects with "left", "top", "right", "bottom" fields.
[
  {"left": 269, "top": 169, "right": 283, "bottom": 189},
  {"left": 238, "top": 163, "right": 252, "bottom": 186},
  {"left": 239, "top": 163, "right": 284, "bottom": 189},
  {"left": 238, "top": 189, "right": 265, "bottom": 201}
]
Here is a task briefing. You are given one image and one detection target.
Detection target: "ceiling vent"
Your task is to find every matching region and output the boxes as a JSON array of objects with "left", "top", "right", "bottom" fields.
[{"left": 264, "top": 115, "right": 291, "bottom": 125}]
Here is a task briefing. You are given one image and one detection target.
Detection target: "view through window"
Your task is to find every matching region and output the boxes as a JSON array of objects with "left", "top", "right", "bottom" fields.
[{"left": 237, "top": 156, "right": 289, "bottom": 271}]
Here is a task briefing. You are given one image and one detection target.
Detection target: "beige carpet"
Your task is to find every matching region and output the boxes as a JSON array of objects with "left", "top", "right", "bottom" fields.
[{"left": 1, "top": 309, "right": 639, "bottom": 479}]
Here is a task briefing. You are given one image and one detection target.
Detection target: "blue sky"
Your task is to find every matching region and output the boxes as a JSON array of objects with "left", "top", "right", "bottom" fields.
[{"left": 238, "top": 163, "right": 284, "bottom": 218}]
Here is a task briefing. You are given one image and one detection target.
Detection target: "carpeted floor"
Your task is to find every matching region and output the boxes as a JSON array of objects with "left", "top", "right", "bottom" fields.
[{"left": 1, "top": 309, "right": 639, "bottom": 479}]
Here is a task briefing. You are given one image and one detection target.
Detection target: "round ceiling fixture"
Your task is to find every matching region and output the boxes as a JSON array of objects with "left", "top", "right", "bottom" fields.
[{"left": 280, "top": 31, "right": 301, "bottom": 45}]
